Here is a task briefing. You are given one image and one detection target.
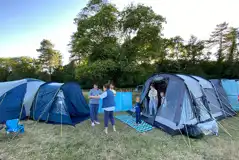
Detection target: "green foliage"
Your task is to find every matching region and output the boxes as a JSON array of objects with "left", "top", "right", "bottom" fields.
[
  {"left": 207, "top": 22, "right": 229, "bottom": 63},
  {"left": 0, "top": 57, "right": 40, "bottom": 81},
  {"left": 69, "top": 1, "right": 166, "bottom": 88},
  {"left": 37, "top": 39, "right": 62, "bottom": 80},
  {"left": 224, "top": 27, "right": 239, "bottom": 62},
  {"left": 0, "top": 0, "right": 239, "bottom": 88}
]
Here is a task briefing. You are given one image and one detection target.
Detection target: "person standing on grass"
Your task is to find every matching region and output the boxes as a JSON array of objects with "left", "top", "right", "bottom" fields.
[
  {"left": 134, "top": 96, "right": 142, "bottom": 125},
  {"left": 88, "top": 84, "right": 102, "bottom": 127},
  {"left": 148, "top": 84, "right": 158, "bottom": 116},
  {"left": 91, "top": 83, "right": 116, "bottom": 134}
]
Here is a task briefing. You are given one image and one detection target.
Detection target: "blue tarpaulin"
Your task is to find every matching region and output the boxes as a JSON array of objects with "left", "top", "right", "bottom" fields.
[
  {"left": 115, "top": 115, "right": 153, "bottom": 133},
  {"left": 98, "top": 92, "right": 132, "bottom": 113}
]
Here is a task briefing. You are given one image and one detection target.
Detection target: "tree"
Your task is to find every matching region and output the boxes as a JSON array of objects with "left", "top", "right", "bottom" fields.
[
  {"left": 69, "top": 0, "right": 120, "bottom": 85},
  {"left": 7, "top": 57, "right": 39, "bottom": 80},
  {"left": 0, "top": 58, "right": 11, "bottom": 81},
  {"left": 119, "top": 3, "right": 166, "bottom": 63},
  {"left": 185, "top": 35, "right": 205, "bottom": 64},
  {"left": 70, "top": 0, "right": 119, "bottom": 61},
  {"left": 0, "top": 57, "right": 40, "bottom": 81},
  {"left": 69, "top": 1, "right": 166, "bottom": 87},
  {"left": 166, "top": 36, "right": 184, "bottom": 60},
  {"left": 36, "top": 39, "right": 62, "bottom": 81},
  {"left": 207, "top": 22, "right": 228, "bottom": 63},
  {"left": 118, "top": 3, "right": 166, "bottom": 85},
  {"left": 224, "top": 27, "right": 239, "bottom": 62}
]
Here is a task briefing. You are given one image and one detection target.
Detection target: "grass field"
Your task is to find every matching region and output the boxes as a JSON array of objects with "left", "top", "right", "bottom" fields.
[
  {"left": 1, "top": 115, "right": 239, "bottom": 160},
  {"left": 0, "top": 91, "right": 239, "bottom": 160}
]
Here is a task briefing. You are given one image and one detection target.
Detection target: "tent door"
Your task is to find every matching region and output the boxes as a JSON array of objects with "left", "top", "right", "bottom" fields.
[{"left": 141, "top": 80, "right": 168, "bottom": 125}]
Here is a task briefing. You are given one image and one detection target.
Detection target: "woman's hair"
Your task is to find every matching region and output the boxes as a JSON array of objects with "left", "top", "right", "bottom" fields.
[
  {"left": 103, "top": 83, "right": 110, "bottom": 89},
  {"left": 110, "top": 83, "right": 115, "bottom": 88}
]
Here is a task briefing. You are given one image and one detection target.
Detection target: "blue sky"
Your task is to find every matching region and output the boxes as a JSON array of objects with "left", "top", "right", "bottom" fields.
[
  {"left": 0, "top": 0, "right": 238, "bottom": 64},
  {"left": 0, "top": 0, "right": 87, "bottom": 64}
]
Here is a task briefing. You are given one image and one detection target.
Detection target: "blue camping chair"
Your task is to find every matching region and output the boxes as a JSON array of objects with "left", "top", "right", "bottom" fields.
[{"left": 5, "top": 119, "right": 24, "bottom": 137}]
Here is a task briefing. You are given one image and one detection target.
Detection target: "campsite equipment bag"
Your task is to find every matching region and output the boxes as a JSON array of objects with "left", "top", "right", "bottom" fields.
[
  {"left": 182, "top": 125, "right": 204, "bottom": 139},
  {"left": 197, "top": 120, "right": 218, "bottom": 136}
]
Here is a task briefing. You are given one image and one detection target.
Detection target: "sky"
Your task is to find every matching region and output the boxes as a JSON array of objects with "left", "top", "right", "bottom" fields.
[{"left": 0, "top": 0, "right": 238, "bottom": 65}]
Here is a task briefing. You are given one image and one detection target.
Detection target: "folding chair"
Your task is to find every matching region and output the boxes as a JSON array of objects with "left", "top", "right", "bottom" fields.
[{"left": 5, "top": 119, "right": 24, "bottom": 138}]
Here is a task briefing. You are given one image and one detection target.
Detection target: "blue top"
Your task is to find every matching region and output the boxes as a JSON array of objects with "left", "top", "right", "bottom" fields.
[
  {"left": 101, "top": 90, "right": 115, "bottom": 109},
  {"left": 89, "top": 88, "right": 102, "bottom": 104},
  {"left": 134, "top": 102, "right": 141, "bottom": 113}
]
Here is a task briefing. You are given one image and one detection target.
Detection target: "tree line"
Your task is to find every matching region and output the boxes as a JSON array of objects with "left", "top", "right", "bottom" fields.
[{"left": 0, "top": 0, "right": 238, "bottom": 88}]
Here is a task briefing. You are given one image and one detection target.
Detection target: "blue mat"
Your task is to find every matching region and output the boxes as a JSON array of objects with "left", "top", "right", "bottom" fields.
[{"left": 115, "top": 115, "right": 153, "bottom": 133}]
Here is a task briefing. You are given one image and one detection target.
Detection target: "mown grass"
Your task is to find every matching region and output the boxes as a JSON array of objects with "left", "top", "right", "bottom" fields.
[
  {"left": 1, "top": 115, "right": 239, "bottom": 160},
  {"left": 0, "top": 91, "right": 239, "bottom": 160}
]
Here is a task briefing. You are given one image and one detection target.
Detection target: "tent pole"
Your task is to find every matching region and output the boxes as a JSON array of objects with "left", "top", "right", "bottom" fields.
[
  {"left": 217, "top": 121, "right": 232, "bottom": 137},
  {"left": 178, "top": 128, "right": 190, "bottom": 148},
  {"left": 0, "top": 93, "right": 6, "bottom": 107},
  {"left": 61, "top": 103, "right": 62, "bottom": 137},
  {"left": 185, "top": 125, "right": 192, "bottom": 150},
  {"left": 19, "top": 103, "right": 25, "bottom": 120}
]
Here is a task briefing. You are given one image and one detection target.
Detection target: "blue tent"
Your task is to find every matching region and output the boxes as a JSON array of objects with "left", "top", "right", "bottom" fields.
[
  {"left": 31, "top": 82, "right": 90, "bottom": 125},
  {"left": 220, "top": 79, "right": 239, "bottom": 111},
  {"left": 0, "top": 79, "right": 44, "bottom": 123}
]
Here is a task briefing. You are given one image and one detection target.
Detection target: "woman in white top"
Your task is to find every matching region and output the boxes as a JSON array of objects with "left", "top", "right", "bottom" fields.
[{"left": 148, "top": 84, "right": 158, "bottom": 116}]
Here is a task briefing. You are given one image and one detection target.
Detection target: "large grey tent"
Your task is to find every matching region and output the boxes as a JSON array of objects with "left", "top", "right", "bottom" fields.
[
  {"left": 191, "top": 76, "right": 231, "bottom": 119},
  {"left": 210, "top": 79, "right": 236, "bottom": 117},
  {"left": 140, "top": 74, "right": 217, "bottom": 135}
]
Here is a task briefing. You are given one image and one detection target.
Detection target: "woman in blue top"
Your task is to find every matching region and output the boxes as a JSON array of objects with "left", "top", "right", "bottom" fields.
[
  {"left": 88, "top": 84, "right": 102, "bottom": 127},
  {"left": 91, "top": 83, "right": 116, "bottom": 134}
]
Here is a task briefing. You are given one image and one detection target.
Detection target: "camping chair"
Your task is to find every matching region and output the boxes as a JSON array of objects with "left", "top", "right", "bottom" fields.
[{"left": 5, "top": 119, "right": 24, "bottom": 138}]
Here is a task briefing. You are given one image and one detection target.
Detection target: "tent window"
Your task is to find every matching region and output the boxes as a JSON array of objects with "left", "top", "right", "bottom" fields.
[
  {"left": 195, "top": 98, "right": 211, "bottom": 121},
  {"left": 179, "top": 91, "right": 195, "bottom": 125},
  {"left": 204, "top": 89, "right": 222, "bottom": 115},
  {"left": 50, "top": 91, "right": 69, "bottom": 116}
]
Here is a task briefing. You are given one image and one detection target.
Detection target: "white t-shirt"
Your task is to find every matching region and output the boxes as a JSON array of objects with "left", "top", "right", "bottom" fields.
[
  {"left": 110, "top": 89, "right": 116, "bottom": 96},
  {"left": 148, "top": 88, "right": 158, "bottom": 100}
]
